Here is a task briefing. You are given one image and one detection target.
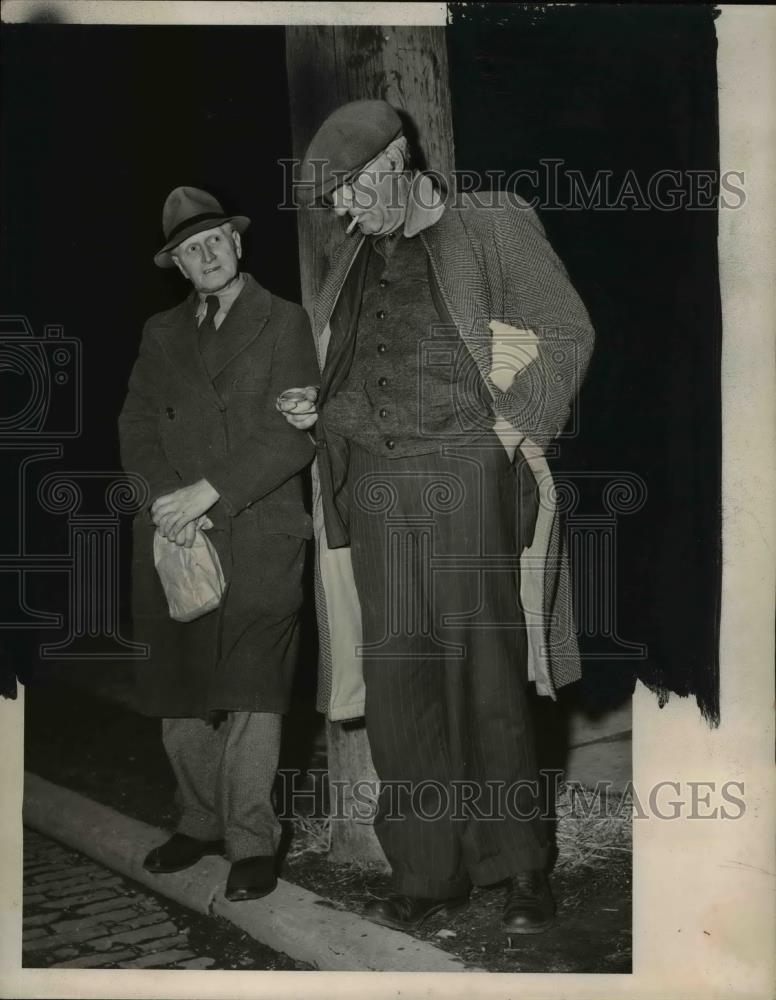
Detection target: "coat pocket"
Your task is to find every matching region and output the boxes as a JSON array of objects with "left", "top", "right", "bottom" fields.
[
  {"left": 229, "top": 372, "right": 270, "bottom": 394},
  {"left": 252, "top": 501, "right": 314, "bottom": 540}
]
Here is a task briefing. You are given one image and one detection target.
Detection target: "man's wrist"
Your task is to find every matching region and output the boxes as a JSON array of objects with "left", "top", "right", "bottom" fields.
[{"left": 198, "top": 479, "right": 220, "bottom": 504}]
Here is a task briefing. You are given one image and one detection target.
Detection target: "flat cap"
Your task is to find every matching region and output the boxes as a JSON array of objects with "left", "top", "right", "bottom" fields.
[{"left": 298, "top": 100, "right": 403, "bottom": 204}]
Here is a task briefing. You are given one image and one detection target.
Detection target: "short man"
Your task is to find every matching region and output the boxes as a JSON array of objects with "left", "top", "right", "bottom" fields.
[
  {"left": 280, "top": 101, "right": 594, "bottom": 935},
  {"left": 119, "top": 186, "right": 319, "bottom": 901}
]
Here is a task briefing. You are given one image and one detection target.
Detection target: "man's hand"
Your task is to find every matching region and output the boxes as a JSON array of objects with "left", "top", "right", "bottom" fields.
[
  {"left": 151, "top": 479, "right": 220, "bottom": 540},
  {"left": 276, "top": 385, "right": 319, "bottom": 430},
  {"left": 488, "top": 321, "right": 539, "bottom": 392},
  {"left": 171, "top": 522, "right": 197, "bottom": 548}
]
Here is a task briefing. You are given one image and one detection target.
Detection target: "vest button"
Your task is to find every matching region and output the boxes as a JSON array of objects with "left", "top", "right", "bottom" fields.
[
  {"left": 385, "top": 438, "right": 395, "bottom": 450},
  {"left": 166, "top": 407, "right": 175, "bottom": 420},
  {"left": 377, "top": 377, "right": 388, "bottom": 387},
  {"left": 377, "top": 343, "right": 388, "bottom": 354},
  {"left": 379, "top": 279, "right": 389, "bottom": 289},
  {"left": 379, "top": 408, "right": 388, "bottom": 419},
  {"left": 376, "top": 309, "right": 386, "bottom": 319}
]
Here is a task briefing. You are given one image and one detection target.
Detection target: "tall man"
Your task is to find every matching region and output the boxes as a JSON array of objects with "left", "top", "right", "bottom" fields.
[
  {"left": 280, "top": 101, "right": 594, "bottom": 935},
  {"left": 119, "top": 187, "right": 319, "bottom": 901}
]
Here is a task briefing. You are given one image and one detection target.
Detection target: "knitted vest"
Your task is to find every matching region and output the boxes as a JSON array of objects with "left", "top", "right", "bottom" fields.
[{"left": 322, "top": 231, "right": 493, "bottom": 457}]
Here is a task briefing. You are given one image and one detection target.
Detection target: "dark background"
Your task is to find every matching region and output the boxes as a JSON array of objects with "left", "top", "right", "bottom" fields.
[
  {"left": 1, "top": 6, "right": 721, "bottom": 721},
  {"left": 448, "top": 3, "right": 722, "bottom": 722}
]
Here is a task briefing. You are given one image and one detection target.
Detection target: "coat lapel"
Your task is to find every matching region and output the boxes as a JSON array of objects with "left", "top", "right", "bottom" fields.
[
  {"left": 152, "top": 294, "right": 222, "bottom": 408},
  {"left": 421, "top": 207, "right": 494, "bottom": 384},
  {"left": 203, "top": 274, "right": 271, "bottom": 381},
  {"left": 152, "top": 275, "right": 271, "bottom": 405},
  {"left": 313, "top": 233, "right": 365, "bottom": 342},
  {"left": 319, "top": 241, "right": 370, "bottom": 401}
]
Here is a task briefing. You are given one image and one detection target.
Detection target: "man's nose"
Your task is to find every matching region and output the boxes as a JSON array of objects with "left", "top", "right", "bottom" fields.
[
  {"left": 202, "top": 243, "right": 216, "bottom": 262},
  {"left": 332, "top": 184, "right": 356, "bottom": 213}
]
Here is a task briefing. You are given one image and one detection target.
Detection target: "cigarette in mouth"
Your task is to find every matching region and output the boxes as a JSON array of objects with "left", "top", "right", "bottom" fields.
[{"left": 346, "top": 216, "right": 359, "bottom": 235}]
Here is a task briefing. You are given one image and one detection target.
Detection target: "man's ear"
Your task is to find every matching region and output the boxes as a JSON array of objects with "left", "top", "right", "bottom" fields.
[
  {"left": 386, "top": 136, "right": 408, "bottom": 172},
  {"left": 387, "top": 146, "right": 404, "bottom": 172},
  {"left": 231, "top": 229, "right": 242, "bottom": 260},
  {"left": 171, "top": 254, "right": 187, "bottom": 279}
]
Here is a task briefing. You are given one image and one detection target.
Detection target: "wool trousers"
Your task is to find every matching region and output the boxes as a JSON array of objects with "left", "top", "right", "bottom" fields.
[
  {"left": 161, "top": 711, "right": 282, "bottom": 861},
  {"left": 348, "top": 439, "right": 549, "bottom": 899}
]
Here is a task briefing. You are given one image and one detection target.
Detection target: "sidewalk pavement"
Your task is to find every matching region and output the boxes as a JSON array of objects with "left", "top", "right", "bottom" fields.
[{"left": 23, "top": 772, "right": 477, "bottom": 973}]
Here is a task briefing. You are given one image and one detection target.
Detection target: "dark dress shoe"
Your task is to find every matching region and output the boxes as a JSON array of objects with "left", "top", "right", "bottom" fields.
[
  {"left": 502, "top": 870, "right": 556, "bottom": 935},
  {"left": 364, "top": 893, "right": 469, "bottom": 932},
  {"left": 224, "top": 856, "right": 278, "bottom": 902},
  {"left": 143, "top": 833, "right": 224, "bottom": 874}
]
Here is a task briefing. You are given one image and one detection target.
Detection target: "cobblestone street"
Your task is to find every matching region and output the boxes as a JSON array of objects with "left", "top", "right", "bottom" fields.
[{"left": 22, "top": 829, "right": 309, "bottom": 970}]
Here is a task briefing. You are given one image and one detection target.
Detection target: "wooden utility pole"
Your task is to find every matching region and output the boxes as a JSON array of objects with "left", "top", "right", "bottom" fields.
[{"left": 285, "top": 26, "right": 455, "bottom": 863}]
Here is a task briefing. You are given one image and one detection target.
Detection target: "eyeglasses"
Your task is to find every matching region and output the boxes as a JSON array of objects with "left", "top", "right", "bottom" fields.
[
  {"left": 319, "top": 174, "right": 360, "bottom": 209},
  {"left": 318, "top": 152, "right": 390, "bottom": 208}
]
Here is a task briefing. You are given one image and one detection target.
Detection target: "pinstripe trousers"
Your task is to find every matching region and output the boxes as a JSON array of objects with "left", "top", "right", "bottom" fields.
[
  {"left": 161, "top": 712, "right": 282, "bottom": 861},
  {"left": 348, "top": 438, "right": 549, "bottom": 899}
]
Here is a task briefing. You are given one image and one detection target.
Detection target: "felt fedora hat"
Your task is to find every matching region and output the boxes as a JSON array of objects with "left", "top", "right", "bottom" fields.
[
  {"left": 154, "top": 186, "right": 250, "bottom": 268},
  {"left": 297, "top": 100, "right": 403, "bottom": 205}
]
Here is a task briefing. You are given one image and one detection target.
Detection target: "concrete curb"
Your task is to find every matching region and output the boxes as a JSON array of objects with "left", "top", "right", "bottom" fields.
[{"left": 23, "top": 772, "right": 478, "bottom": 972}]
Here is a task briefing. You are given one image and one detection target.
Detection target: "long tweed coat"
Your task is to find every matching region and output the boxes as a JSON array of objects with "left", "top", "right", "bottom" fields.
[
  {"left": 118, "top": 275, "right": 319, "bottom": 719},
  {"left": 311, "top": 188, "right": 595, "bottom": 720}
]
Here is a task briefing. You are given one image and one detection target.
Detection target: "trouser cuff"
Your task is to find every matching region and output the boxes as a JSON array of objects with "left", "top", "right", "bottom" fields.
[
  {"left": 226, "top": 828, "right": 281, "bottom": 862},
  {"left": 390, "top": 868, "right": 471, "bottom": 900},
  {"left": 176, "top": 810, "right": 222, "bottom": 842},
  {"left": 466, "top": 845, "right": 549, "bottom": 886}
]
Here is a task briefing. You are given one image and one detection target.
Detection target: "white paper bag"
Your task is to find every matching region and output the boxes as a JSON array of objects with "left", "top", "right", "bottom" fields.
[{"left": 153, "top": 518, "right": 225, "bottom": 623}]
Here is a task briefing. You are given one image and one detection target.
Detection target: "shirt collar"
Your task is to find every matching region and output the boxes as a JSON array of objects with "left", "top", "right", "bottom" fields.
[
  {"left": 371, "top": 173, "right": 445, "bottom": 255},
  {"left": 195, "top": 271, "right": 247, "bottom": 320},
  {"left": 403, "top": 172, "right": 446, "bottom": 238}
]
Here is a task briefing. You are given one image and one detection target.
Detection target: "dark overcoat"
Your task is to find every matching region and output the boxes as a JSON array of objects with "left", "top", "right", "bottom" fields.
[{"left": 118, "top": 274, "right": 319, "bottom": 719}]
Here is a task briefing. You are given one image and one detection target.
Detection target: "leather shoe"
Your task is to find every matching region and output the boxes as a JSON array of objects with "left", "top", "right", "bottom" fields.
[
  {"left": 224, "top": 856, "right": 278, "bottom": 902},
  {"left": 143, "top": 833, "right": 224, "bottom": 874},
  {"left": 502, "top": 870, "right": 556, "bottom": 934},
  {"left": 364, "top": 893, "right": 469, "bottom": 931}
]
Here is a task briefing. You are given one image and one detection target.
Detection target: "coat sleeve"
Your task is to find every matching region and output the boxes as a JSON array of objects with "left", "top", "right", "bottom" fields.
[
  {"left": 486, "top": 198, "right": 595, "bottom": 448},
  {"left": 203, "top": 305, "right": 319, "bottom": 514},
  {"left": 118, "top": 321, "right": 182, "bottom": 507}
]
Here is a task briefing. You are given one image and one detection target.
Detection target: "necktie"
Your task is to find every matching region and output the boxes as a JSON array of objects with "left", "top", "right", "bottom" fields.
[{"left": 199, "top": 294, "right": 220, "bottom": 348}]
